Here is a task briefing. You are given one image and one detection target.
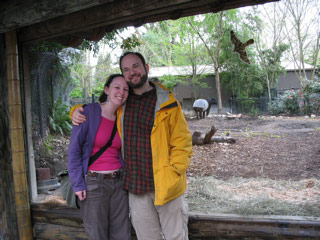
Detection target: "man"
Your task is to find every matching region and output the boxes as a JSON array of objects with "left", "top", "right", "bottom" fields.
[
  {"left": 192, "top": 98, "right": 209, "bottom": 119},
  {"left": 72, "top": 52, "right": 192, "bottom": 240}
]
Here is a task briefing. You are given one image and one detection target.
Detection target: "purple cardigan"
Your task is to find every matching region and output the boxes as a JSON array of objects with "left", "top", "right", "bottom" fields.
[{"left": 68, "top": 103, "right": 102, "bottom": 192}]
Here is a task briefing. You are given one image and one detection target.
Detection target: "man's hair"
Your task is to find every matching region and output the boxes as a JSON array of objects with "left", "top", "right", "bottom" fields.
[{"left": 119, "top": 51, "right": 146, "bottom": 72}]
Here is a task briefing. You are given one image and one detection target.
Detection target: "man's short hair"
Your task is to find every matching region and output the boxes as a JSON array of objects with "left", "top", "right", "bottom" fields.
[{"left": 119, "top": 51, "right": 146, "bottom": 72}]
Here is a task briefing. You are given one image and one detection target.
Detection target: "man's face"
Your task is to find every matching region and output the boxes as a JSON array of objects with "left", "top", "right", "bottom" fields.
[{"left": 120, "top": 54, "right": 149, "bottom": 89}]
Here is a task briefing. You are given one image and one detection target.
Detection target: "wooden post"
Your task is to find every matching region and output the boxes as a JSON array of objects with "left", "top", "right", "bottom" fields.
[
  {"left": 6, "top": 30, "right": 33, "bottom": 240},
  {"left": 0, "top": 33, "right": 19, "bottom": 240},
  {"left": 22, "top": 45, "right": 38, "bottom": 202}
]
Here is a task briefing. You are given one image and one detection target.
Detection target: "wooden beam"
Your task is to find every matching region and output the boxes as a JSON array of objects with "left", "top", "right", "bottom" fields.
[
  {"left": 0, "top": 0, "right": 114, "bottom": 34},
  {"left": 33, "top": 223, "right": 87, "bottom": 240},
  {"left": 31, "top": 203, "right": 320, "bottom": 239},
  {"left": 22, "top": 45, "right": 38, "bottom": 202},
  {"left": 17, "top": 0, "right": 278, "bottom": 43},
  {"left": 6, "top": 30, "right": 33, "bottom": 240},
  {"left": 0, "top": 33, "right": 19, "bottom": 240},
  {"left": 189, "top": 213, "right": 320, "bottom": 239}
]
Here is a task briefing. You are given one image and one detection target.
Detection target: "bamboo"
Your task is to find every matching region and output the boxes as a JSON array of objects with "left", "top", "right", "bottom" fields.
[{"left": 6, "top": 30, "right": 33, "bottom": 240}]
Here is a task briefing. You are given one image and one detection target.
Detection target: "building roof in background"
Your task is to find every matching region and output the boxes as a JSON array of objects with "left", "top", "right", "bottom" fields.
[
  {"left": 149, "top": 62, "right": 314, "bottom": 77},
  {"left": 149, "top": 65, "right": 215, "bottom": 77},
  {"left": 282, "top": 61, "right": 314, "bottom": 71}
]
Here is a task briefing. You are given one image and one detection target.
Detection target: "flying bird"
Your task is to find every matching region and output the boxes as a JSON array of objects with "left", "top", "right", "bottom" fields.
[{"left": 230, "top": 30, "right": 254, "bottom": 64}]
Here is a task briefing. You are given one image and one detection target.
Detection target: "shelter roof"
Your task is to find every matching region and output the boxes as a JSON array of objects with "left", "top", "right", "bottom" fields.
[{"left": 0, "top": 0, "right": 279, "bottom": 46}]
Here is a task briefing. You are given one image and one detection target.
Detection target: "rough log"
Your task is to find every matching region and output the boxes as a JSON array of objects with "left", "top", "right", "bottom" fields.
[
  {"left": 192, "top": 126, "right": 217, "bottom": 145},
  {"left": 226, "top": 112, "right": 242, "bottom": 120},
  {"left": 203, "top": 126, "right": 217, "bottom": 144},
  {"left": 192, "top": 126, "right": 236, "bottom": 145},
  {"left": 31, "top": 203, "right": 320, "bottom": 239},
  {"left": 212, "top": 136, "right": 236, "bottom": 144}
]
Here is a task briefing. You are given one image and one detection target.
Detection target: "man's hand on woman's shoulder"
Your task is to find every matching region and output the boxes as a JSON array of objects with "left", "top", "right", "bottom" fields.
[{"left": 70, "top": 105, "right": 86, "bottom": 126}]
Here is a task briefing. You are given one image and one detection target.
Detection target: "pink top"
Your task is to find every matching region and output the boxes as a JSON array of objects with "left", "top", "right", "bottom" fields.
[{"left": 88, "top": 116, "right": 122, "bottom": 171}]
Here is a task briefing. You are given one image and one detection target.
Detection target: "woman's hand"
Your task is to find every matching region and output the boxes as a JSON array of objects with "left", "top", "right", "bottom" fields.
[
  {"left": 72, "top": 107, "right": 86, "bottom": 125},
  {"left": 75, "top": 190, "right": 87, "bottom": 201}
]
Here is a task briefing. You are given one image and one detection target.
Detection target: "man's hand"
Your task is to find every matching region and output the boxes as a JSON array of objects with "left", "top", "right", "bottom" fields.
[
  {"left": 72, "top": 107, "right": 86, "bottom": 125},
  {"left": 75, "top": 190, "right": 86, "bottom": 201}
]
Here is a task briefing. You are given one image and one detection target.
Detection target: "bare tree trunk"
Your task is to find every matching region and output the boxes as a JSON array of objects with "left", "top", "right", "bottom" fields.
[
  {"left": 283, "top": 0, "right": 318, "bottom": 85},
  {"left": 311, "top": 33, "right": 319, "bottom": 80},
  {"left": 214, "top": 12, "right": 224, "bottom": 114},
  {"left": 215, "top": 69, "right": 223, "bottom": 113}
]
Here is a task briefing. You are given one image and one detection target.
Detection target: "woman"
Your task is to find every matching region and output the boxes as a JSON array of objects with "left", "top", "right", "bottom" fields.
[{"left": 68, "top": 74, "right": 131, "bottom": 240}]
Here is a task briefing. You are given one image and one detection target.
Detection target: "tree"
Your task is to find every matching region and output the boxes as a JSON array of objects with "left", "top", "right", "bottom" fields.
[
  {"left": 281, "top": 0, "right": 319, "bottom": 85},
  {"left": 187, "top": 13, "right": 223, "bottom": 113},
  {"left": 94, "top": 52, "right": 113, "bottom": 83},
  {"left": 69, "top": 49, "right": 93, "bottom": 102},
  {"left": 173, "top": 16, "right": 210, "bottom": 98},
  {"left": 135, "top": 22, "right": 178, "bottom": 67},
  {"left": 251, "top": 4, "right": 289, "bottom": 103},
  {"left": 134, "top": 20, "right": 209, "bottom": 92},
  {"left": 187, "top": 10, "right": 247, "bottom": 113}
]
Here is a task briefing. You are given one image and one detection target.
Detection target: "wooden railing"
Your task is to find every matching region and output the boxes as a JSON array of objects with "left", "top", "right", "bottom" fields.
[{"left": 31, "top": 203, "right": 320, "bottom": 239}]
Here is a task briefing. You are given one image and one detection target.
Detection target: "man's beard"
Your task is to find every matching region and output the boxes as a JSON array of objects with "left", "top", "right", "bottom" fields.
[{"left": 128, "top": 73, "right": 148, "bottom": 89}]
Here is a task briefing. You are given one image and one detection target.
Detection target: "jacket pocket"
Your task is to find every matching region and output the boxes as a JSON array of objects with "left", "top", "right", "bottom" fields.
[{"left": 161, "top": 165, "right": 184, "bottom": 202}]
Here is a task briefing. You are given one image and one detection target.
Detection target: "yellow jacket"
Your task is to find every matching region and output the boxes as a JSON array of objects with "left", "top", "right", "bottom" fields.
[{"left": 117, "top": 82, "right": 192, "bottom": 205}]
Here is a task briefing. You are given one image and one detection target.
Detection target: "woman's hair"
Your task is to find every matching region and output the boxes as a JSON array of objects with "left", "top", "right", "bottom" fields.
[{"left": 98, "top": 74, "right": 124, "bottom": 103}]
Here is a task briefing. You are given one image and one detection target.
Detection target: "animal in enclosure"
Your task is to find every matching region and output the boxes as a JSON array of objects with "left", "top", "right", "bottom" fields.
[
  {"left": 193, "top": 99, "right": 209, "bottom": 119},
  {"left": 206, "top": 97, "right": 217, "bottom": 116}
]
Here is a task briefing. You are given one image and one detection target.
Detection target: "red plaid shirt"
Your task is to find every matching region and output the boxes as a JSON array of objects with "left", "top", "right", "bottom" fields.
[{"left": 123, "top": 86, "right": 157, "bottom": 193}]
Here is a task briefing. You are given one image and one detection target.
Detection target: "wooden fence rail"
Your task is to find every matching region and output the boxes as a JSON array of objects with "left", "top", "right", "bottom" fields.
[{"left": 31, "top": 203, "right": 320, "bottom": 240}]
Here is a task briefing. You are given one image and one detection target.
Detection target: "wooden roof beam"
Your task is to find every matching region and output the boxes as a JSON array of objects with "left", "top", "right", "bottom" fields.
[
  {"left": 17, "top": 0, "right": 278, "bottom": 44},
  {"left": 0, "top": 0, "right": 114, "bottom": 34}
]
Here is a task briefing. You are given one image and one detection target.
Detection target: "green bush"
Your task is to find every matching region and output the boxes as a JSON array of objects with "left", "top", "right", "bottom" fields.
[
  {"left": 241, "top": 99, "right": 256, "bottom": 113},
  {"left": 280, "top": 90, "right": 300, "bottom": 115},
  {"left": 268, "top": 78, "right": 320, "bottom": 116},
  {"left": 49, "top": 99, "right": 72, "bottom": 135},
  {"left": 92, "top": 81, "right": 105, "bottom": 97},
  {"left": 250, "top": 108, "right": 260, "bottom": 117},
  {"left": 268, "top": 100, "right": 284, "bottom": 115},
  {"left": 69, "top": 87, "right": 83, "bottom": 98},
  {"left": 297, "top": 78, "right": 320, "bottom": 116}
]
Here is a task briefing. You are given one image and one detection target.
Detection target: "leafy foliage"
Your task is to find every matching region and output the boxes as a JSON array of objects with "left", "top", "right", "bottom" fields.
[
  {"left": 121, "top": 34, "right": 142, "bottom": 50},
  {"left": 281, "top": 90, "right": 300, "bottom": 115},
  {"left": 69, "top": 87, "right": 83, "bottom": 98},
  {"left": 269, "top": 76, "right": 320, "bottom": 116},
  {"left": 92, "top": 81, "right": 105, "bottom": 97},
  {"left": 49, "top": 99, "right": 72, "bottom": 135},
  {"left": 300, "top": 77, "right": 320, "bottom": 115}
]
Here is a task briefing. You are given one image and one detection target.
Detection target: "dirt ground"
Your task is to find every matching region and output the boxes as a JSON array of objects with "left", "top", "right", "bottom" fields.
[
  {"left": 187, "top": 114, "right": 320, "bottom": 181},
  {"left": 35, "top": 114, "right": 320, "bottom": 215},
  {"left": 37, "top": 114, "right": 320, "bottom": 182}
]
